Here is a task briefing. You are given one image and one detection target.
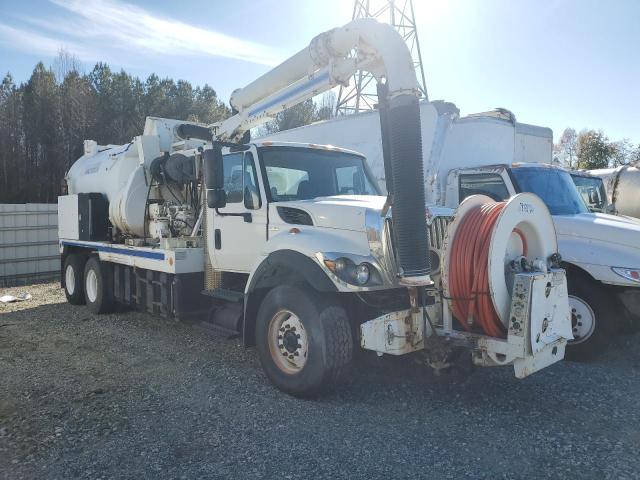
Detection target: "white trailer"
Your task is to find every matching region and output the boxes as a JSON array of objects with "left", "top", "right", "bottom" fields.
[
  {"left": 262, "top": 100, "right": 640, "bottom": 358},
  {"left": 58, "top": 19, "right": 572, "bottom": 396}
]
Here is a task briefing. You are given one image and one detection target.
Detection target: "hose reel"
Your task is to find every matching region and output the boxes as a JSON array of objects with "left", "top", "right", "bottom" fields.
[{"left": 442, "top": 193, "right": 558, "bottom": 337}]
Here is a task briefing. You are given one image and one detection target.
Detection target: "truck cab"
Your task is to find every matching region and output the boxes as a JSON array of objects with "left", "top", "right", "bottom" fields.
[
  {"left": 570, "top": 171, "right": 612, "bottom": 214},
  {"left": 210, "top": 142, "right": 380, "bottom": 276},
  {"left": 444, "top": 162, "right": 640, "bottom": 356}
]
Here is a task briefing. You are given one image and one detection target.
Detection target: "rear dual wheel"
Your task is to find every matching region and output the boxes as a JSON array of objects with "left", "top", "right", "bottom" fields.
[
  {"left": 83, "top": 257, "right": 115, "bottom": 314},
  {"left": 63, "top": 254, "right": 86, "bottom": 305}
]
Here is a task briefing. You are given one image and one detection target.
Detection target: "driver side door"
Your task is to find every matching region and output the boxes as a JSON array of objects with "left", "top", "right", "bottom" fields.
[{"left": 211, "top": 150, "right": 267, "bottom": 273}]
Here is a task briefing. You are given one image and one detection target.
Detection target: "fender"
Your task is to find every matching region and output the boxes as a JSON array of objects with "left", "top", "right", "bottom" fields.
[{"left": 242, "top": 249, "right": 338, "bottom": 346}]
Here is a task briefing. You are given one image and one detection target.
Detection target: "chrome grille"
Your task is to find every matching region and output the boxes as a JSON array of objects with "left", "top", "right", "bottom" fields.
[{"left": 428, "top": 216, "right": 452, "bottom": 251}]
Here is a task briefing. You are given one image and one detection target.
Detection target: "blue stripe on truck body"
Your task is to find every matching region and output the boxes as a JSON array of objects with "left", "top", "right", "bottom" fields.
[{"left": 61, "top": 240, "right": 165, "bottom": 260}]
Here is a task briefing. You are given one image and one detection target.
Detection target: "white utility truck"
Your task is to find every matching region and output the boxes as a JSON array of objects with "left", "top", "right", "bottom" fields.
[
  {"left": 58, "top": 20, "right": 572, "bottom": 396},
  {"left": 262, "top": 103, "right": 640, "bottom": 358}
]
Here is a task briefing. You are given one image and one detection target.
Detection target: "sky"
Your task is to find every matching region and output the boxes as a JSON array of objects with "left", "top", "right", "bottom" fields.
[{"left": 0, "top": 0, "right": 638, "bottom": 145}]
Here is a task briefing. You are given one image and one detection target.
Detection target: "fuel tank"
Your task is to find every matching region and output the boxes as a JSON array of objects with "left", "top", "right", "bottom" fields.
[{"left": 591, "top": 165, "right": 640, "bottom": 219}]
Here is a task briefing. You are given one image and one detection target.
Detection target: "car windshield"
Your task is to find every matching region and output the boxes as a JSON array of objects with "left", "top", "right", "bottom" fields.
[
  {"left": 570, "top": 174, "right": 608, "bottom": 213},
  {"left": 510, "top": 167, "right": 588, "bottom": 215},
  {"left": 258, "top": 146, "right": 380, "bottom": 201}
]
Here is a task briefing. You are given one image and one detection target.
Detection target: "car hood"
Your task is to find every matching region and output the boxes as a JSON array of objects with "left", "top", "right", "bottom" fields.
[
  {"left": 275, "top": 195, "right": 386, "bottom": 231},
  {"left": 554, "top": 212, "right": 640, "bottom": 249}
]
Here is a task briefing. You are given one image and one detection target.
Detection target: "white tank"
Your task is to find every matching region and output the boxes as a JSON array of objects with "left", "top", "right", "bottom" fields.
[
  {"left": 590, "top": 165, "right": 640, "bottom": 219},
  {"left": 66, "top": 138, "right": 161, "bottom": 237},
  {"left": 66, "top": 141, "right": 139, "bottom": 201}
]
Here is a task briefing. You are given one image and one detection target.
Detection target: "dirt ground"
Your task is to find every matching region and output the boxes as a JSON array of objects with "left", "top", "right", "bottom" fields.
[{"left": 1, "top": 282, "right": 639, "bottom": 480}]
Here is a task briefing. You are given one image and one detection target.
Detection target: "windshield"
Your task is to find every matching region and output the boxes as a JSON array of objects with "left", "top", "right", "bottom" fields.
[
  {"left": 570, "top": 174, "right": 608, "bottom": 213},
  {"left": 259, "top": 146, "right": 381, "bottom": 201},
  {"left": 510, "top": 167, "right": 588, "bottom": 215}
]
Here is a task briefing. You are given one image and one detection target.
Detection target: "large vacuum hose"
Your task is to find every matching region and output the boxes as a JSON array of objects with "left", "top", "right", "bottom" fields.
[{"left": 386, "top": 94, "right": 431, "bottom": 282}]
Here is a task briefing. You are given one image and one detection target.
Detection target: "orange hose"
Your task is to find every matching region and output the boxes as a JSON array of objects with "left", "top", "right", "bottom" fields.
[{"left": 449, "top": 202, "right": 528, "bottom": 338}]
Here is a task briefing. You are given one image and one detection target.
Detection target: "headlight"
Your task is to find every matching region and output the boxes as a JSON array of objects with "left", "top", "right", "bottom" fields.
[
  {"left": 356, "top": 263, "right": 370, "bottom": 285},
  {"left": 321, "top": 254, "right": 381, "bottom": 287},
  {"left": 612, "top": 267, "right": 640, "bottom": 283}
]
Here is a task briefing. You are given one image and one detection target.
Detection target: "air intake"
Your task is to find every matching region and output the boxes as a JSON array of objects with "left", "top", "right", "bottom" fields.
[{"left": 277, "top": 207, "right": 313, "bottom": 226}]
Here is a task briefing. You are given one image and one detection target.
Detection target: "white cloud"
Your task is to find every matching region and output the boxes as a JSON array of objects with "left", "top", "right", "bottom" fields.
[
  {"left": 0, "top": 23, "right": 96, "bottom": 61},
  {"left": 0, "top": 0, "right": 283, "bottom": 67},
  {"left": 47, "top": 0, "right": 283, "bottom": 66}
]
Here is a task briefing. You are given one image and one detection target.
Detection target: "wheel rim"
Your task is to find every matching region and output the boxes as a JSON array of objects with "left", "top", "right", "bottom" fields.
[
  {"left": 267, "top": 310, "right": 308, "bottom": 374},
  {"left": 568, "top": 295, "right": 596, "bottom": 344},
  {"left": 65, "top": 264, "right": 75, "bottom": 295},
  {"left": 85, "top": 269, "right": 98, "bottom": 303}
]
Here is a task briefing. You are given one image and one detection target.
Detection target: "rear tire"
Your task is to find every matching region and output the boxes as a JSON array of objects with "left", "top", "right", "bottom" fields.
[
  {"left": 565, "top": 274, "right": 615, "bottom": 360},
  {"left": 63, "top": 254, "right": 86, "bottom": 305},
  {"left": 83, "top": 257, "right": 115, "bottom": 314},
  {"left": 256, "top": 285, "right": 353, "bottom": 396}
]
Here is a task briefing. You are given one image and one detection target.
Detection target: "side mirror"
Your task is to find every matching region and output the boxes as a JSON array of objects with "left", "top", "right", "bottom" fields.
[
  {"left": 207, "top": 189, "right": 227, "bottom": 209},
  {"left": 204, "top": 148, "right": 224, "bottom": 190},
  {"left": 203, "top": 147, "right": 226, "bottom": 209}
]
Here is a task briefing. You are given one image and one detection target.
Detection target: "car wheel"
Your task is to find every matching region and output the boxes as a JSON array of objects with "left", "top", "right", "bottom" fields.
[
  {"left": 565, "top": 274, "right": 615, "bottom": 360},
  {"left": 256, "top": 285, "right": 353, "bottom": 396}
]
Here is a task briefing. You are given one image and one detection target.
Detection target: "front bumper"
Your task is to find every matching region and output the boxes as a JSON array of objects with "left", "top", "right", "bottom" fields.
[{"left": 359, "top": 270, "right": 573, "bottom": 379}]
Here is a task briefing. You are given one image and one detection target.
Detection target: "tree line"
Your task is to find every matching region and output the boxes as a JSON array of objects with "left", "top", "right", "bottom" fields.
[
  {"left": 554, "top": 127, "right": 640, "bottom": 170},
  {"left": 0, "top": 52, "right": 337, "bottom": 204},
  {"left": 0, "top": 53, "right": 231, "bottom": 203},
  {"left": 2, "top": 53, "right": 635, "bottom": 203}
]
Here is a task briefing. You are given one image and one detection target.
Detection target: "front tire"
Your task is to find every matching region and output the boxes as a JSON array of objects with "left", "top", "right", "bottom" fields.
[
  {"left": 256, "top": 285, "right": 353, "bottom": 396},
  {"left": 63, "top": 254, "right": 86, "bottom": 305},
  {"left": 565, "top": 274, "right": 615, "bottom": 360},
  {"left": 83, "top": 257, "right": 115, "bottom": 314}
]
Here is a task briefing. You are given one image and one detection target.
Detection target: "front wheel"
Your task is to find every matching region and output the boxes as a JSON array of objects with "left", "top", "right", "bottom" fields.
[
  {"left": 256, "top": 285, "right": 353, "bottom": 396},
  {"left": 565, "top": 275, "right": 615, "bottom": 360}
]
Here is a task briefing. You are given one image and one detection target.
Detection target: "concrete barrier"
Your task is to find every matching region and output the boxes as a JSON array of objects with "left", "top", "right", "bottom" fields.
[{"left": 0, "top": 204, "right": 58, "bottom": 287}]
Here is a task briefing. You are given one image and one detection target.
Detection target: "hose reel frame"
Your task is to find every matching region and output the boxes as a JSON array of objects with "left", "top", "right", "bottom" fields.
[{"left": 441, "top": 193, "right": 558, "bottom": 330}]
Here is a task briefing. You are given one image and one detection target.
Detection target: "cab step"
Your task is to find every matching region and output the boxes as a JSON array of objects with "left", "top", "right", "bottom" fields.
[
  {"left": 200, "top": 301, "right": 243, "bottom": 339},
  {"left": 201, "top": 288, "right": 245, "bottom": 303}
]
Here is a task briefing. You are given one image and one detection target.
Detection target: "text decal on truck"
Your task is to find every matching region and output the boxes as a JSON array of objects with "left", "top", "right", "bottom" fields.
[{"left": 519, "top": 202, "right": 535, "bottom": 214}]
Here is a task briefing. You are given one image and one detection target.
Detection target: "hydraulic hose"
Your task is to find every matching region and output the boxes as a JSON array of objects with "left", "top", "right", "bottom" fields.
[{"left": 449, "top": 201, "right": 528, "bottom": 338}]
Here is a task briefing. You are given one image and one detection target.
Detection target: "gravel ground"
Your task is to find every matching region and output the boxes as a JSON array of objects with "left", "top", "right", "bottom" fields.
[{"left": 1, "top": 282, "right": 639, "bottom": 480}]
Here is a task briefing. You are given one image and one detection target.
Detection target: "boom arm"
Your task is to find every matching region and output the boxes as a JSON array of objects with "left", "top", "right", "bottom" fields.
[
  {"left": 212, "top": 18, "right": 420, "bottom": 142},
  {"left": 209, "top": 18, "right": 431, "bottom": 284}
]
